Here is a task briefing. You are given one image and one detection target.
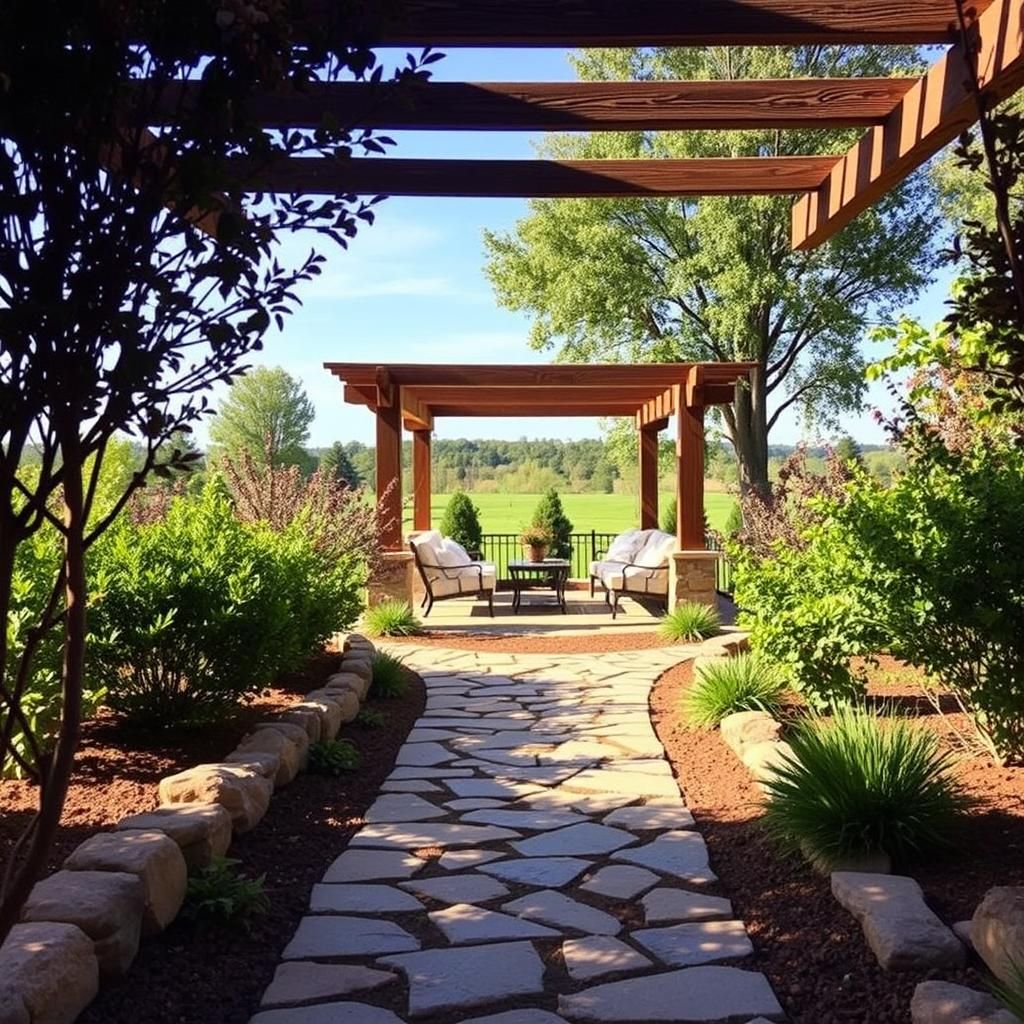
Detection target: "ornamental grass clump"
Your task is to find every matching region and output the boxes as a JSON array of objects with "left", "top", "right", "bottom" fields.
[
  {"left": 658, "top": 601, "right": 721, "bottom": 643},
  {"left": 370, "top": 651, "right": 409, "bottom": 699},
  {"left": 363, "top": 599, "right": 421, "bottom": 638},
  {"left": 685, "top": 653, "right": 787, "bottom": 728},
  {"left": 761, "top": 705, "right": 970, "bottom": 872},
  {"left": 308, "top": 738, "right": 362, "bottom": 775}
]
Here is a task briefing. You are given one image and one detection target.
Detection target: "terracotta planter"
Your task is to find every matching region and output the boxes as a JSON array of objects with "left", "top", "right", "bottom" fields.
[{"left": 525, "top": 544, "right": 549, "bottom": 563}]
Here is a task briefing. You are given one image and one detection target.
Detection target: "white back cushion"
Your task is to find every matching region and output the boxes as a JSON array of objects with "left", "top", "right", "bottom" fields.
[
  {"left": 437, "top": 538, "right": 472, "bottom": 567},
  {"left": 636, "top": 530, "right": 677, "bottom": 568},
  {"left": 412, "top": 530, "right": 444, "bottom": 562},
  {"left": 606, "top": 529, "right": 647, "bottom": 562}
]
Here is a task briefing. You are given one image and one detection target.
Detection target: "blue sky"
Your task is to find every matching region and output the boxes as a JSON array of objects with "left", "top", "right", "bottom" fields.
[{"left": 199, "top": 47, "right": 955, "bottom": 450}]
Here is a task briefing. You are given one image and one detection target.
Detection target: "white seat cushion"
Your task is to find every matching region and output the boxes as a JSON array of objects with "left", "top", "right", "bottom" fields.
[
  {"left": 600, "top": 562, "right": 669, "bottom": 596},
  {"left": 429, "top": 562, "right": 497, "bottom": 598}
]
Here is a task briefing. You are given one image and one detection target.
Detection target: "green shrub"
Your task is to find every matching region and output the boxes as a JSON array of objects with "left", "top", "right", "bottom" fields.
[
  {"left": 439, "top": 490, "right": 483, "bottom": 554},
  {"left": 723, "top": 502, "right": 743, "bottom": 537},
  {"left": 990, "top": 959, "right": 1024, "bottom": 1020},
  {"left": 364, "top": 599, "right": 421, "bottom": 638},
  {"left": 184, "top": 857, "right": 269, "bottom": 929},
  {"left": 660, "top": 497, "right": 677, "bottom": 535},
  {"left": 761, "top": 706, "right": 970, "bottom": 871},
  {"left": 308, "top": 738, "right": 362, "bottom": 775},
  {"left": 370, "top": 651, "right": 408, "bottom": 699},
  {"left": 685, "top": 653, "right": 787, "bottom": 728},
  {"left": 355, "top": 707, "right": 386, "bottom": 729},
  {"left": 658, "top": 601, "right": 721, "bottom": 643},
  {"left": 531, "top": 487, "right": 574, "bottom": 559}
]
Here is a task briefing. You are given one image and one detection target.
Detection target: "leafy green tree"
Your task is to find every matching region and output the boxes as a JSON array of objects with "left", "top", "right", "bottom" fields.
[
  {"left": 439, "top": 490, "right": 483, "bottom": 554},
  {"left": 320, "top": 441, "right": 362, "bottom": 488},
  {"left": 484, "top": 46, "right": 937, "bottom": 496},
  {"left": 209, "top": 367, "right": 315, "bottom": 472},
  {"left": 833, "top": 435, "right": 865, "bottom": 468},
  {"left": 531, "top": 488, "right": 574, "bottom": 559}
]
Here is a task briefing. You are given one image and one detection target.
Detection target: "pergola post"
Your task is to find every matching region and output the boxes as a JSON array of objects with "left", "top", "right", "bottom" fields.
[
  {"left": 638, "top": 424, "right": 660, "bottom": 530},
  {"left": 412, "top": 429, "right": 432, "bottom": 532},
  {"left": 375, "top": 398, "right": 403, "bottom": 550}
]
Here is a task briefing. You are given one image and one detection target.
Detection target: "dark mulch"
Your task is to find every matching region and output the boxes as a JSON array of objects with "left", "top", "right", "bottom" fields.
[
  {"left": 1, "top": 653, "right": 425, "bottom": 1024},
  {"left": 650, "top": 659, "right": 1024, "bottom": 1024}
]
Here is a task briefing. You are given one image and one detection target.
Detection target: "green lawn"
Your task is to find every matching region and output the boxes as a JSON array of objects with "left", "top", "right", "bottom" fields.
[{"left": 403, "top": 492, "right": 736, "bottom": 535}]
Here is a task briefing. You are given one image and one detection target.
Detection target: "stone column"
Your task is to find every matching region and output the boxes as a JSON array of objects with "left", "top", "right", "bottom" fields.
[
  {"left": 368, "top": 550, "right": 416, "bottom": 608},
  {"left": 669, "top": 550, "right": 720, "bottom": 608}
]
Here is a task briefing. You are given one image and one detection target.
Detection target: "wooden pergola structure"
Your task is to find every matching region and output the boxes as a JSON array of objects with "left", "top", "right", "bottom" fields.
[
  {"left": 325, "top": 362, "right": 755, "bottom": 553},
  {"left": 154, "top": 0, "right": 1024, "bottom": 251}
]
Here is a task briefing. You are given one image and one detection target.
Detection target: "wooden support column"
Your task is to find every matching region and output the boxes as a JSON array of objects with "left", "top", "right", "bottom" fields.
[
  {"left": 412, "top": 429, "right": 432, "bottom": 533},
  {"left": 676, "top": 382, "right": 707, "bottom": 551},
  {"left": 375, "top": 400, "right": 403, "bottom": 549},
  {"left": 639, "top": 425, "right": 660, "bottom": 529}
]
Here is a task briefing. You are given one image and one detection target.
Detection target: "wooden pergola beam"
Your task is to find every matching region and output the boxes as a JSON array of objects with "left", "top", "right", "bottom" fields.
[
  {"left": 342, "top": 0, "right": 986, "bottom": 46},
  {"left": 156, "top": 78, "right": 916, "bottom": 131},
  {"left": 240, "top": 156, "right": 838, "bottom": 198},
  {"left": 429, "top": 403, "right": 642, "bottom": 417},
  {"left": 792, "top": 0, "right": 1024, "bottom": 249}
]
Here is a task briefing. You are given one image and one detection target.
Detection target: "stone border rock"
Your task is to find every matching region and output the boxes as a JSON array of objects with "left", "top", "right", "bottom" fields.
[{"left": 0, "top": 633, "right": 379, "bottom": 1024}]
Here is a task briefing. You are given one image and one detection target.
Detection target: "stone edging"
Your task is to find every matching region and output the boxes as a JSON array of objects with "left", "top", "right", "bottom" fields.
[{"left": 0, "top": 633, "right": 379, "bottom": 1024}]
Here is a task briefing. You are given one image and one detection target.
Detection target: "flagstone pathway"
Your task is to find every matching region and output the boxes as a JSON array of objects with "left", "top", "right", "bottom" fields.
[{"left": 251, "top": 644, "right": 784, "bottom": 1024}]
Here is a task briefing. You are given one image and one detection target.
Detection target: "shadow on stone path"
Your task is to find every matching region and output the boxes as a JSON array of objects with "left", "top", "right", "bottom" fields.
[{"left": 250, "top": 644, "right": 784, "bottom": 1024}]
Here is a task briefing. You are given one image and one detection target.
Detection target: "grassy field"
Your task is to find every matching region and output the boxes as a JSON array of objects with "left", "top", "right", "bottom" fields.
[{"left": 402, "top": 492, "right": 737, "bottom": 535}]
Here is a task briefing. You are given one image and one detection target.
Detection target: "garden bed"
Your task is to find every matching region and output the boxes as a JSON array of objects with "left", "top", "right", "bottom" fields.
[
  {"left": 650, "top": 657, "right": 1024, "bottom": 1024},
  {"left": 388, "top": 630, "right": 675, "bottom": 654},
  {"left": 0, "top": 653, "right": 426, "bottom": 1024}
]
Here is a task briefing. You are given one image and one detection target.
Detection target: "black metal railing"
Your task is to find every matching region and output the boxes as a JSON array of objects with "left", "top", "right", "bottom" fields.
[{"left": 478, "top": 529, "right": 734, "bottom": 595}]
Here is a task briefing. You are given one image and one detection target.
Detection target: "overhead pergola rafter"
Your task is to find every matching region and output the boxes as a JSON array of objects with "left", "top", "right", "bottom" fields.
[
  {"left": 141, "top": 0, "right": 1023, "bottom": 249},
  {"left": 326, "top": 361, "right": 755, "bottom": 552}
]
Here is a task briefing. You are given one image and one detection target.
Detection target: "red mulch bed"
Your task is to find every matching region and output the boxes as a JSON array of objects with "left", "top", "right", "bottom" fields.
[
  {"left": 388, "top": 630, "right": 677, "bottom": 654},
  {"left": 0, "top": 653, "right": 425, "bottom": 1024},
  {"left": 650, "top": 658, "right": 1024, "bottom": 1024}
]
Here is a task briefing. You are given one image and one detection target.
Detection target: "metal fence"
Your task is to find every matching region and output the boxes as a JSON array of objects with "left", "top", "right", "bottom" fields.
[{"left": 478, "top": 529, "right": 735, "bottom": 595}]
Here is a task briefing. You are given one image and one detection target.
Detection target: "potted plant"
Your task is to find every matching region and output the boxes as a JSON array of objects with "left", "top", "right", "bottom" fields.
[{"left": 519, "top": 525, "right": 552, "bottom": 562}]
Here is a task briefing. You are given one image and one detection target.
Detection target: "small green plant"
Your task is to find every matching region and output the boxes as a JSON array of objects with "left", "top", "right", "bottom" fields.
[
  {"left": 761, "top": 705, "right": 971, "bottom": 871},
  {"left": 308, "top": 738, "right": 362, "bottom": 775},
  {"left": 660, "top": 496, "right": 677, "bottom": 535},
  {"left": 685, "top": 653, "right": 787, "bottom": 728},
  {"left": 658, "top": 601, "right": 721, "bottom": 643},
  {"left": 363, "top": 599, "right": 421, "bottom": 638},
  {"left": 356, "top": 707, "right": 386, "bottom": 728},
  {"left": 519, "top": 524, "right": 552, "bottom": 547},
  {"left": 439, "top": 490, "right": 483, "bottom": 553},
  {"left": 370, "top": 650, "right": 408, "bottom": 699},
  {"left": 989, "top": 958, "right": 1024, "bottom": 1020},
  {"left": 184, "top": 857, "right": 269, "bottom": 929}
]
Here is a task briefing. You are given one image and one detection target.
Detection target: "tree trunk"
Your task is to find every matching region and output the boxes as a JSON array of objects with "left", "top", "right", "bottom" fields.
[
  {"left": 724, "top": 364, "right": 770, "bottom": 497},
  {"left": 0, "top": 444, "right": 86, "bottom": 944}
]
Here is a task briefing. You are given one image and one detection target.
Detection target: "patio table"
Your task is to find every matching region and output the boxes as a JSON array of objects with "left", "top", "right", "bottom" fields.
[{"left": 508, "top": 558, "right": 570, "bottom": 614}]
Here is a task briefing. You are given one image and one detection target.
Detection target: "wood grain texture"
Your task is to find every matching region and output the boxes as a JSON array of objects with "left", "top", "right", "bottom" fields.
[
  {"left": 677, "top": 373, "right": 707, "bottom": 551},
  {"left": 375, "top": 401, "right": 403, "bottom": 550},
  {"left": 157, "top": 78, "right": 916, "bottom": 131},
  {"left": 241, "top": 157, "right": 837, "bottom": 197},
  {"left": 639, "top": 426, "right": 660, "bottom": 530},
  {"left": 792, "top": 0, "right": 1024, "bottom": 248},
  {"left": 412, "top": 430, "right": 432, "bottom": 533},
  {"left": 331, "top": 0, "right": 988, "bottom": 45}
]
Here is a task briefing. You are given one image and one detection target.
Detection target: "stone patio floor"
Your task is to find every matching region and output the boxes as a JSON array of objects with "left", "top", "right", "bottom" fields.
[{"left": 251, "top": 644, "right": 783, "bottom": 1024}]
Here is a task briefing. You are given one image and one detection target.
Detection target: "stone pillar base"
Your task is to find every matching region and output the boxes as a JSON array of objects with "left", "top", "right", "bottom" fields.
[
  {"left": 367, "top": 550, "right": 415, "bottom": 608},
  {"left": 669, "top": 550, "right": 720, "bottom": 608}
]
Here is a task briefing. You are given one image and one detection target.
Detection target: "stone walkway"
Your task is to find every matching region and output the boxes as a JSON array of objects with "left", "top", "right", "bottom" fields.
[{"left": 251, "top": 645, "right": 783, "bottom": 1024}]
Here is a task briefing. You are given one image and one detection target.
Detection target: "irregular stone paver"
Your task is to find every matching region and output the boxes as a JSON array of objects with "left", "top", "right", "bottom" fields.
[
  {"left": 477, "top": 857, "right": 594, "bottom": 888},
  {"left": 323, "top": 850, "right": 425, "bottom": 883},
  {"left": 309, "top": 884, "right": 423, "bottom": 914},
  {"left": 260, "top": 963, "right": 395, "bottom": 1007},
  {"left": 578, "top": 865, "right": 660, "bottom": 900},
  {"left": 282, "top": 917, "right": 420, "bottom": 959},
  {"left": 611, "top": 831, "right": 717, "bottom": 885},
  {"left": 632, "top": 920, "right": 754, "bottom": 967},
  {"left": 379, "top": 942, "right": 546, "bottom": 1016},
  {"left": 562, "top": 936, "right": 652, "bottom": 981},
  {"left": 503, "top": 890, "right": 620, "bottom": 936},
  {"left": 910, "top": 980, "right": 1019, "bottom": 1024},
  {"left": 511, "top": 823, "right": 636, "bottom": 858},
  {"left": 351, "top": 823, "right": 520, "bottom": 849},
  {"left": 400, "top": 875, "right": 510, "bottom": 905},
  {"left": 557, "top": 965, "right": 784, "bottom": 1021},
  {"left": 641, "top": 888, "right": 734, "bottom": 924},
  {"left": 429, "top": 903, "right": 560, "bottom": 944},
  {"left": 254, "top": 644, "right": 778, "bottom": 1024}
]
